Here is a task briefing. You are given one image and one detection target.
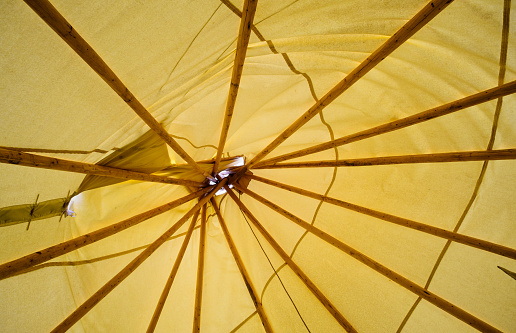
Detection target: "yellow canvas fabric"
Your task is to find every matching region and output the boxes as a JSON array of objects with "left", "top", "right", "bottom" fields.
[{"left": 0, "top": 0, "right": 515, "bottom": 332}]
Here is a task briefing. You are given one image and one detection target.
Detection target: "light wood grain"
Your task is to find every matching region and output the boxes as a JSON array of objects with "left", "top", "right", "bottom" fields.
[
  {"left": 235, "top": 184, "right": 502, "bottom": 333},
  {"left": 0, "top": 147, "right": 202, "bottom": 187},
  {"left": 248, "top": 175, "right": 516, "bottom": 260},
  {"left": 213, "top": 0, "right": 258, "bottom": 175},
  {"left": 50, "top": 179, "right": 227, "bottom": 332},
  {"left": 0, "top": 188, "right": 210, "bottom": 281},
  {"left": 255, "top": 81, "right": 516, "bottom": 166},
  {"left": 192, "top": 204, "right": 208, "bottom": 332},
  {"left": 211, "top": 198, "right": 274, "bottom": 333},
  {"left": 255, "top": 149, "right": 516, "bottom": 169},
  {"left": 226, "top": 187, "right": 357, "bottom": 333},
  {"left": 23, "top": 0, "right": 214, "bottom": 181},
  {"left": 246, "top": 0, "right": 453, "bottom": 168}
]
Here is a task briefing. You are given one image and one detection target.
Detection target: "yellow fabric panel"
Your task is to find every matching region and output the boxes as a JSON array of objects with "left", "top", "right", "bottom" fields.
[
  {"left": 220, "top": 198, "right": 285, "bottom": 294},
  {"left": 0, "top": 1, "right": 133, "bottom": 154},
  {"left": 0, "top": 266, "right": 82, "bottom": 333},
  {"left": 261, "top": 272, "right": 315, "bottom": 332},
  {"left": 0, "top": 164, "right": 84, "bottom": 208},
  {"left": 495, "top": 95, "right": 516, "bottom": 148},
  {"left": 403, "top": 299, "right": 478, "bottom": 333},
  {"left": 234, "top": 313, "right": 266, "bottom": 333},
  {"left": 314, "top": 200, "right": 447, "bottom": 286},
  {"left": 428, "top": 243, "right": 516, "bottom": 332},
  {"left": 293, "top": 233, "right": 417, "bottom": 332},
  {"left": 200, "top": 212, "right": 260, "bottom": 333},
  {"left": 154, "top": 230, "right": 199, "bottom": 332},
  {"left": 262, "top": 267, "right": 347, "bottom": 332},
  {"left": 242, "top": 183, "right": 312, "bottom": 254},
  {"left": 460, "top": 160, "right": 516, "bottom": 248},
  {"left": 0, "top": 215, "right": 68, "bottom": 263},
  {"left": 328, "top": 162, "right": 482, "bottom": 230}
]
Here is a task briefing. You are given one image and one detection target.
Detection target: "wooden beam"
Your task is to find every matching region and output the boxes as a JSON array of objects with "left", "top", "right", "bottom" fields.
[
  {"left": 52, "top": 208, "right": 199, "bottom": 332},
  {"left": 147, "top": 210, "right": 200, "bottom": 333},
  {"left": 50, "top": 179, "right": 227, "bottom": 332},
  {"left": 225, "top": 187, "right": 357, "bottom": 333},
  {"left": 174, "top": 155, "right": 243, "bottom": 167},
  {"left": 213, "top": 0, "right": 258, "bottom": 175},
  {"left": 254, "top": 149, "right": 516, "bottom": 169},
  {"left": 0, "top": 187, "right": 210, "bottom": 281},
  {"left": 211, "top": 198, "right": 274, "bottom": 333},
  {"left": 192, "top": 204, "right": 208, "bottom": 332},
  {"left": 23, "top": 0, "right": 214, "bottom": 181},
  {"left": 0, "top": 147, "right": 203, "bottom": 187},
  {"left": 247, "top": 175, "right": 516, "bottom": 260},
  {"left": 245, "top": 0, "right": 453, "bottom": 169},
  {"left": 234, "top": 184, "right": 502, "bottom": 333},
  {"left": 255, "top": 80, "right": 516, "bottom": 167}
]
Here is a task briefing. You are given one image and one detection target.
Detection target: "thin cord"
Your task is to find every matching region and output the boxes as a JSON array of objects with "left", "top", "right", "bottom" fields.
[{"left": 238, "top": 194, "right": 312, "bottom": 333}]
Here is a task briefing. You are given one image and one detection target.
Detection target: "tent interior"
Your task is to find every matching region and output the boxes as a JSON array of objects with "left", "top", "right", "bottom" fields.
[{"left": 1, "top": 0, "right": 515, "bottom": 332}]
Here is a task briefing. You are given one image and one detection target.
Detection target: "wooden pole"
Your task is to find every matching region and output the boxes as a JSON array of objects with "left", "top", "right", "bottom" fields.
[
  {"left": 0, "top": 147, "right": 203, "bottom": 187},
  {"left": 234, "top": 184, "right": 502, "bottom": 333},
  {"left": 247, "top": 175, "right": 516, "bottom": 260},
  {"left": 245, "top": 0, "right": 453, "bottom": 169},
  {"left": 50, "top": 179, "right": 227, "bottom": 332},
  {"left": 174, "top": 155, "right": 243, "bottom": 167},
  {"left": 23, "top": 0, "right": 214, "bottom": 181},
  {"left": 225, "top": 188, "right": 357, "bottom": 333},
  {"left": 212, "top": 0, "right": 258, "bottom": 175},
  {"left": 0, "top": 187, "right": 210, "bottom": 281},
  {"left": 211, "top": 198, "right": 274, "bottom": 333},
  {"left": 146, "top": 210, "right": 200, "bottom": 333},
  {"left": 192, "top": 204, "right": 208, "bottom": 332},
  {"left": 254, "top": 149, "right": 516, "bottom": 169},
  {"left": 255, "top": 80, "right": 516, "bottom": 167}
]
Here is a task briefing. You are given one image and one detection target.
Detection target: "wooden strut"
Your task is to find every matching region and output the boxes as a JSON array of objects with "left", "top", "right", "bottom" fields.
[
  {"left": 212, "top": 0, "right": 258, "bottom": 175},
  {"left": 23, "top": 0, "right": 215, "bottom": 182},
  {"left": 225, "top": 187, "right": 358, "bottom": 333},
  {"left": 247, "top": 175, "right": 516, "bottom": 260},
  {"left": 0, "top": 147, "right": 203, "bottom": 188},
  {"left": 210, "top": 198, "right": 274, "bottom": 333},
  {"left": 254, "top": 148, "right": 516, "bottom": 169},
  {"left": 192, "top": 204, "right": 208, "bottom": 332},
  {"left": 0, "top": 187, "right": 211, "bottom": 281},
  {"left": 245, "top": 0, "right": 454, "bottom": 169},
  {"left": 232, "top": 184, "right": 502, "bottom": 333},
  {"left": 50, "top": 179, "right": 227, "bottom": 333},
  {"left": 255, "top": 80, "right": 516, "bottom": 167},
  {"left": 147, "top": 210, "right": 200, "bottom": 333}
]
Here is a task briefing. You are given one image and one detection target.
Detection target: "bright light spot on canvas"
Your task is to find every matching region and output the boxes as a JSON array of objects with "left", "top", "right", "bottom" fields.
[
  {"left": 212, "top": 156, "right": 244, "bottom": 196},
  {"left": 66, "top": 193, "right": 83, "bottom": 217},
  {"left": 215, "top": 184, "right": 233, "bottom": 196}
]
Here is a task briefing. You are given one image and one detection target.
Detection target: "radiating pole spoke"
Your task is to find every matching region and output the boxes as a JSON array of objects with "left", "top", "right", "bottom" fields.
[
  {"left": 147, "top": 211, "right": 200, "bottom": 333},
  {"left": 192, "top": 204, "right": 208, "bottom": 332},
  {"left": 211, "top": 198, "right": 274, "bottom": 333},
  {"left": 23, "top": 0, "right": 214, "bottom": 181},
  {"left": 233, "top": 184, "right": 502, "bottom": 333},
  {"left": 0, "top": 188, "right": 211, "bottom": 281},
  {"left": 50, "top": 179, "right": 227, "bottom": 332},
  {"left": 225, "top": 187, "right": 357, "bottom": 333},
  {"left": 245, "top": 0, "right": 454, "bottom": 169},
  {"left": 212, "top": 0, "right": 258, "bottom": 175},
  {"left": 254, "top": 148, "right": 516, "bottom": 169},
  {"left": 0, "top": 147, "right": 203, "bottom": 187},
  {"left": 255, "top": 81, "right": 516, "bottom": 167},
  {"left": 247, "top": 174, "right": 516, "bottom": 260}
]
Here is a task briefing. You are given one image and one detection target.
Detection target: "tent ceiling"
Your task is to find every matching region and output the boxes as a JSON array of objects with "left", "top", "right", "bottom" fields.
[{"left": 0, "top": 0, "right": 515, "bottom": 332}]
